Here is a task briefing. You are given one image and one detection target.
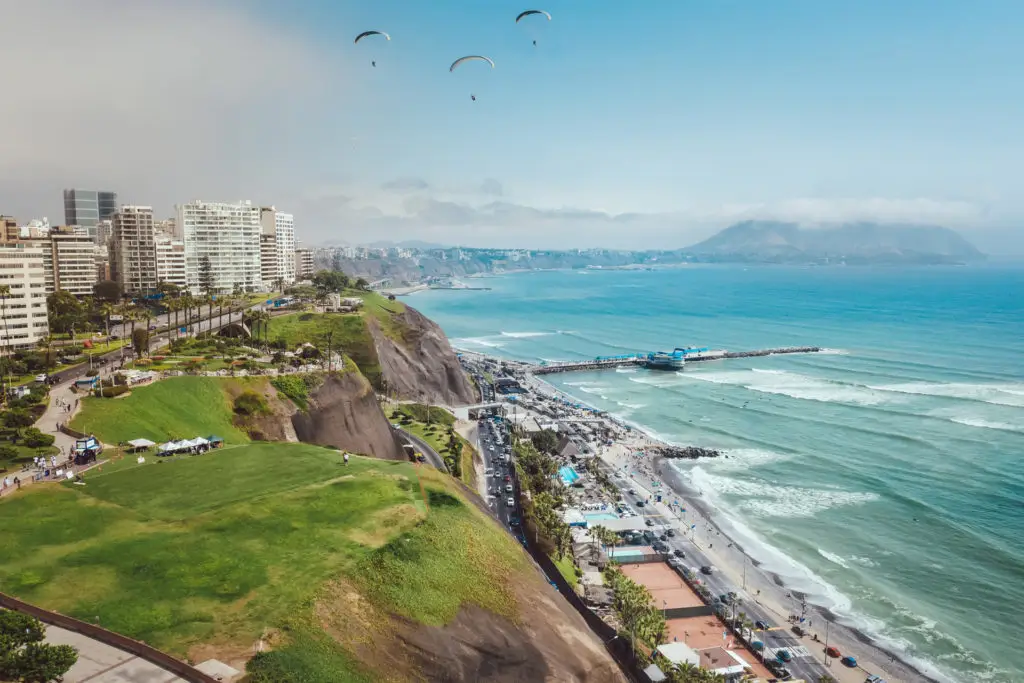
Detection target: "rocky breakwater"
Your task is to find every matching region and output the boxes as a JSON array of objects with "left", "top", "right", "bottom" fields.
[
  {"left": 652, "top": 445, "right": 722, "bottom": 460},
  {"left": 291, "top": 371, "right": 404, "bottom": 460},
  {"left": 368, "top": 304, "right": 476, "bottom": 406}
]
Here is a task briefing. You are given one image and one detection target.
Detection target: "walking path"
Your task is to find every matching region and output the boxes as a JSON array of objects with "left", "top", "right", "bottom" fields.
[{"left": 45, "top": 625, "right": 186, "bottom": 683}]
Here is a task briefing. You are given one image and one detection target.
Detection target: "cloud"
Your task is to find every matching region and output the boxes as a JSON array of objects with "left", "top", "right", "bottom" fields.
[
  {"left": 291, "top": 191, "right": 991, "bottom": 250},
  {"left": 479, "top": 178, "right": 504, "bottom": 196},
  {"left": 381, "top": 177, "right": 431, "bottom": 193},
  {"left": 0, "top": 0, "right": 340, "bottom": 221}
]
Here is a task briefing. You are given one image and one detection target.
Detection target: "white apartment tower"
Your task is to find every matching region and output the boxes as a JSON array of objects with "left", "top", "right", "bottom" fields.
[
  {"left": 155, "top": 234, "right": 187, "bottom": 290},
  {"left": 259, "top": 207, "right": 296, "bottom": 289},
  {"left": 294, "top": 247, "right": 315, "bottom": 280},
  {"left": 0, "top": 243, "right": 49, "bottom": 348},
  {"left": 110, "top": 206, "right": 159, "bottom": 295},
  {"left": 178, "top": 200, "right": 261, "bottom": 294},
  {"left": 40, "top": 228, "right": 100, "bottom": 296}
]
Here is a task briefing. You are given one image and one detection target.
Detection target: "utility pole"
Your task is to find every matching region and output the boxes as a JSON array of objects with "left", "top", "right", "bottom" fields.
[{"left": 823, "top": 619, "right": 832, "bottom": 666}]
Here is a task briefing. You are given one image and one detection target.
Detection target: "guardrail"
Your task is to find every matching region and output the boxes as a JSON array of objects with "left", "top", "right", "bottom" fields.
[{"left": 0, "top": 592, "right": 219, "bottom": 683}]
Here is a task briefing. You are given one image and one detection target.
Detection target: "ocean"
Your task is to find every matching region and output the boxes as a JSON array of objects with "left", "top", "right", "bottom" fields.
[{"left": 409, "top": 265, "right": 1024, "bottom": 683}]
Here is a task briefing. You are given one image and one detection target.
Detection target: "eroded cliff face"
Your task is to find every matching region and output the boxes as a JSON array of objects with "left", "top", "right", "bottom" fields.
[
  {"left": 291, "top": 371, "right": 404, "bottom": 460},
  {"left": 368, "top": 305, "right": 476, "bottom": 407}
]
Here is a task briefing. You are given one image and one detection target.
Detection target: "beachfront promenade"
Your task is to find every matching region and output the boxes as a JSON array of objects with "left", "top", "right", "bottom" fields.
[{"left": 531, "top": 346, "right": 821, "bottom": 375}]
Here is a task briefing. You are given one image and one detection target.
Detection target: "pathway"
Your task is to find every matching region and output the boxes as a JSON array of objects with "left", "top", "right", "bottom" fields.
[{"left": 44, "top": 625, "right": 186, "bottom": 683}]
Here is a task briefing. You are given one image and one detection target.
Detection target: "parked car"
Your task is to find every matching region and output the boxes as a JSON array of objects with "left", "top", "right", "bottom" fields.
[
  {"left": 645, "top": 519, "right": 654, "bottom": 527},
  {"left": 673, "top": 549, "right": 685, "bottom": 558},
  {"left": 792, "top": 625, "right": 806, "bottom": 636},
  {"left": 719, "top": 593, "right": 734, "bottom": 605},
  {"left": 700, "top": 565, "right": 714, "bottom": 575},
  {"left": 33, "top": 374, "right": 47, "bottom": 383},
  {"left": 665, "top": 529, "right": 675, "bottom": 537}
]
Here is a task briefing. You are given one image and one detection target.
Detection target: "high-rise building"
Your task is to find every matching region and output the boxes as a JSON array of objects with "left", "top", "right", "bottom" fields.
[
  {"left": 294, "top": 247, "right": 315, "bottom": 280},
  {"left": 259, "top": 207, "right": 296, "bottom": 290},
  {"left": 110, "top": 206, "right": 159, "bottom": 294},
  {"left": 177, "top": 200, "right": 261, "bottom": 294},
  {"left": 94, "top": 219, "right": 112, "bottom": 246},
  {"left": 63, "top": 189, "right": 117, "bottom": 241},
  {"left": 0, "top": 242, "right": 49, "bottom": 348},
  {"left": 155, "top": 234, "right": 187, "bottom": 290},
  {"left": 38, "top": 227, "right": 100, "bottom": 297},
  {"left": 0, "top": 215, "right": 18, "bottom": 243}
]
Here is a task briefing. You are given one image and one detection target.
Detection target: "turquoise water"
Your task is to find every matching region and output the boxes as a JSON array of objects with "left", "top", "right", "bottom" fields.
[
  {"left": 584, "top": 512, "right": 620, "bottom": 523},
  {"left": 559, "top": 465, "right": 581, "bottom": 485},
  {"left": 411, "top": 266, "right": 1024, "bottom": 683}
]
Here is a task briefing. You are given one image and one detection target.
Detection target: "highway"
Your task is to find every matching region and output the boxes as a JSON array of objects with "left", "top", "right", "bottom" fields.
[{"left": 606, "top": 464, "right": 830, "bottom": 683}]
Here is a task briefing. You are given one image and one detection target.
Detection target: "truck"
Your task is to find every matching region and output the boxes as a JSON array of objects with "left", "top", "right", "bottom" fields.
[{"left": 402, "top": 444, "right": 426, "bottom": 463}]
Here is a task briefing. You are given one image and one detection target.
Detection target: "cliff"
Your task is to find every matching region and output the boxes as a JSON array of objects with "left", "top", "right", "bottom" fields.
[
  {"left": 290, "top": 371, "right": 404, "bottom": 459},
  {"left": 369, "top": 304, "right": 477, "bottom": 407}
]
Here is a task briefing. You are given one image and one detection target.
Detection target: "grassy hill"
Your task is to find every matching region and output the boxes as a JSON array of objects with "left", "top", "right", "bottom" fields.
[
  {"left": 0, "top": 444, "right": 529, "bottom": 680},
  {"left": 70, "top": 376, "right": 252, "bottom": 444}
]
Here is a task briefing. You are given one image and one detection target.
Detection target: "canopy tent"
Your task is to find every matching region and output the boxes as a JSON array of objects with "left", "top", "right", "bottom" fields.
[
  {"left": 157, "top": 436, "right": 216, "bottom": 456},
  {"left": 127, "top": 438, "right": 155, "bottom": 450}
]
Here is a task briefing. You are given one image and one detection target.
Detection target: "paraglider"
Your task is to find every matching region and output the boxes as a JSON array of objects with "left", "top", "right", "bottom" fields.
[
  {"left": 515, "top": 9, "right": 551, "bottom": 46},
  {"left": 450, "top": 56, "right": 495, "bottom": 101},
  {"left": 354, "top": 30, "right": 390, "bottom": 67}
]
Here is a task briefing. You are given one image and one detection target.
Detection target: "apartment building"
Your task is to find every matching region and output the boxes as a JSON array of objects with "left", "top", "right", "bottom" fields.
[
  {"left": 40, "top": 227, "right": 100, "bottom": 296},
  {"left": 0, "top": 243, "right": 49, "bottom": 348},
  {"left": 294, "top": 247, "right": 315, "bottom": 280},
  {"left": 110, "top": 206, "right": 159, "bottom": 295},
  {"left": 259, "top": 207, "right": 296, "bottom": 289},
  {"left": 177, "top": 200, "right": 262, "bottom": 294},
  {"left": 0, "top": 216, "right": 19, "bottom": 242},
  {"left": 155, "top": 233, "right": 187, "bottom": 290}
]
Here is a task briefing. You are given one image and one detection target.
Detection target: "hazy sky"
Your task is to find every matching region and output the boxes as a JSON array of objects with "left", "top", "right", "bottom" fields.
[{"left": 2, "top": 0, "right": 1021, "bottom": 251}]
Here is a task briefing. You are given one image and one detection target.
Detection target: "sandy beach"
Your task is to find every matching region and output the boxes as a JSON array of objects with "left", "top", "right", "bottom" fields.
[{"left": 599, "top": 434, "right": 936, "bottom": 683}]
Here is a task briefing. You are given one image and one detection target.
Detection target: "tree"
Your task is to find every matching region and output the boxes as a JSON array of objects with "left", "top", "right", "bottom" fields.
[
  {"left": 817, "top": 676, "right": 837, "bottom": 683},
  {"left": 92, "top": 280, "right": 122, "bottom": 302},
  {"left": 531, "top": 429, "right": 560, "bottom": 455},
  {"left": 132, "top": 327, "right": 150, "bottom": 356},
  {"left": 311, "top": 270, "right": 350, "bottom": 296},
  {"left": 354, "top": 277, "right": 369, "bottom": 290},
  {"left": 22, "top": 428, "right": 55, "bottom": 449},
  {"left": 46, "top": 291, "right": 86, "bottom": 334},
  {"left": 0, "top": 444, "right": 18, "bottom": 461},
  {"left": 198, "top": 255, "right": 215, "bottom": 296},
  {"left": 0, "top": 608, "right": 78, "bottom": 683},
  {"left": 3, "top": 409, "right": 35, "bottom": 432}
]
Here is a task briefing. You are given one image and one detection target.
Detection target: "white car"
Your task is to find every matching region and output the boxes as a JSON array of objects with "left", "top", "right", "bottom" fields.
[
  {"left": 34, "top": 374, "right": 47, "bottom": 382},
  {"left": 507, "top": 497, "right": 515, "bottom": 507},
  {"left": 505, "top": 484, "right": 513, "bottom": 493},
  {"left": 485, "top": 469, "right": 494, "bottom": 477}
]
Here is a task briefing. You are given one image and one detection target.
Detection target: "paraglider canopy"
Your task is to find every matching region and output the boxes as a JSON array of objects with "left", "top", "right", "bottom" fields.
[
  {"left": 515, "top": 9, "right": 552, "bottom": 23},
  {"left": 450, "top": 55, "right": 495, "bottom": 72},
  {"left": 354, "top": 30, "right": 390, "bottom": 44}
]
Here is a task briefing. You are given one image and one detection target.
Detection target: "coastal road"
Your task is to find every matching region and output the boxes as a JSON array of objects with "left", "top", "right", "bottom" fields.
[
  {"left": 395, "top": 430, "right": 448, "bottom": 473},
  {"left": 608, "top": 465, "right": 829, "bottom": 683}
]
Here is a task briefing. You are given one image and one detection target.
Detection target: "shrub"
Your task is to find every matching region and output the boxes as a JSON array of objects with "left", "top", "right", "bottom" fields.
[
  {"left": 134, "top": 358, "right": 152, "bottom": 366},
  {"left": 233, "top": 390, "right": 269, "bottom": 416},
  {"left": 22, "top": 428, "right": 55, "bottom": 449},
  {"left": 101, "top": 386, "right": 131, "bottom": 398},
  {"left": 85, "top": 369, "right": 99, "bottom": 377}
]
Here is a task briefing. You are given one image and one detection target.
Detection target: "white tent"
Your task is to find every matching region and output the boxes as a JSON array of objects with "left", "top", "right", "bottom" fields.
[
  {"left": 192, "top": 436, "right": 210, "bottom": 446},
  {"left": 127, "top": 438, "right": 156, "bottom": 449}
]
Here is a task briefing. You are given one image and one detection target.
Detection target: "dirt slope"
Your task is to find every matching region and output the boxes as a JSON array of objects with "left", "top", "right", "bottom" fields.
[
  {"left": 369, "top": 305, "right": 476, "bottom": 407},
  {"left": 291, "top": 371, "right": 404, "bottom": 460}
]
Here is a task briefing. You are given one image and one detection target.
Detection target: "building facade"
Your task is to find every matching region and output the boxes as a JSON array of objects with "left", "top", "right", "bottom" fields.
[
  {"left": 294, "top": 247, "right": 315, "bottom": 280},
  {"left": 40, "top": 228, "right": 100, "bottom": 296},
  {"left": 63, "top": 189, "right": 117, "bottom": 240},
  {"left": 110, "top": 206, "right": 159, "bottom": 295},
  {"left": 177, "top": 200, "right": 262, "bottom": 294},
  {"left": 259, "top": 207, "right": 296, "bottom": 290},
  {"left": 0, "top": 243, "right": 49, "bottom": 348},
  {"left": 155, "top": 234, "right": 187, "bottom": 290}
]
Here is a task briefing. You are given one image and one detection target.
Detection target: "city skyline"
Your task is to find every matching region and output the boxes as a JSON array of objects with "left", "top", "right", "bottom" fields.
[{"left": 1, "top": 1, "right": 1021, "bottom": 252}]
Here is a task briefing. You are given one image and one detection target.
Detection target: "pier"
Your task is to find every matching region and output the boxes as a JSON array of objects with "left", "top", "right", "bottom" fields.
[{"left": 530, "top": 346, "right": 821, "bottom": 375}]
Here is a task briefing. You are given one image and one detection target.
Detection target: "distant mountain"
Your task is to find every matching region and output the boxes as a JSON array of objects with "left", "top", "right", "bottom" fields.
[
  {"left": 684, "top": 221, "right": 985, "bottom": 265},
  {"left": 363, "top": 239, "right": 448, "bottom": 250}
]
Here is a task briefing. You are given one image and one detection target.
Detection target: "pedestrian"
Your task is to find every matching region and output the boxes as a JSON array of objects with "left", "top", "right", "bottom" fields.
[
  {"left": 14, "top": 477, "right": 20, "bottom": 490},
  {"left": 343, "top": 453, "right": 350, "bottom": 466}
]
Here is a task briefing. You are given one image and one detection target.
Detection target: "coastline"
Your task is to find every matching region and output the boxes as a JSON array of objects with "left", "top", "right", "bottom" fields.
[{"left": 518, "top": 366, "right": 945, "bottom": 683}]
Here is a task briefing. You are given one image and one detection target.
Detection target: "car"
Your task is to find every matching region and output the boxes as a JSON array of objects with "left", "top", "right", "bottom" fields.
[
  {"left": 628, "top": 488, "right": 635, "bottom": 495},
  {"left": 755, "top": 620, "right": 770, "bottom": 631},
  {"left": 485, "top": 469, "right": 494, "bottom": 477},
  {"left": 33, "top": 374, "right": 48, "bottom": 382},
  {"left": 635, "top": 501, "right": 645, "bottom": 508},
  {"left": 776, "top": 649, "right": 792, "bottom": 662},
  {"left": 865, "top": 676, "right": 887, "bottom": 683},
  {"left": 825, "top": 646, "right": 842, "bottom": 658},
  {"left": 665, "top": 529, "right": 675, "bottom": 537},
  {"left": 505, "top": 475, "right": 511, "bottom": 482},
  {"left": 700, "top": 565, "right": 714, "bottom": 575},
  {"left": 507, "top": 497, "right": 515, "bottom": 507},
  {"left": 505, "top": 484, "right": 513, "bottom": 493},
  {"left": 659, "top": 533, "right": 668, "bottom": 541},
  {"left": 673, "top": 549, "right": 685, "bottom": 558},
  {"left": 719, "top": 593, "right": 733, "bottom": 605},
  {"left": 792, "top": 625, "right": 805, "bottom": 636},
  {"left": 644, "top": 519, "right": 654, "bottom": 527},
  {"left": 841, "top": 656, "right": 858, "bottom": 668},
  {"left": 509, "top": 516, "right": 520, "bottom": 526}
]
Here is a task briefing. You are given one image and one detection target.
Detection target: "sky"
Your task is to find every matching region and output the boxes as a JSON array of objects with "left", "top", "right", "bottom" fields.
[{"left": 1, "top": 0, "right": 1022, "bottom": 251}]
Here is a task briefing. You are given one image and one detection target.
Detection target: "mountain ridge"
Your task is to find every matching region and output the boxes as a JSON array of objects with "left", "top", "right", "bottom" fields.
[{"left": 683, "top": 220, "right": 985, "bottom": 264}]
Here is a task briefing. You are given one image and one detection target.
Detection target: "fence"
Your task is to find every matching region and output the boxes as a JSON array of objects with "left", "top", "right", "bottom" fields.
[{"left": 0, "top": 592, "right": 219, "bottom": 683}]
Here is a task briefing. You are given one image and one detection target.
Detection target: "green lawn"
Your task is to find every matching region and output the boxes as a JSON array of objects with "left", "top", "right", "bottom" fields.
[
  {"left": 551, "top": 553, "right": 579, "bottom": 590},
  {"left": 0, "top": 443, "right": 531, "bottom": 681},
  {"left": 268, "top": 312, "right": 382, "bottom": 387},
  {"left": 70, "top": 376, "right": 250, "bottom": 444}
]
